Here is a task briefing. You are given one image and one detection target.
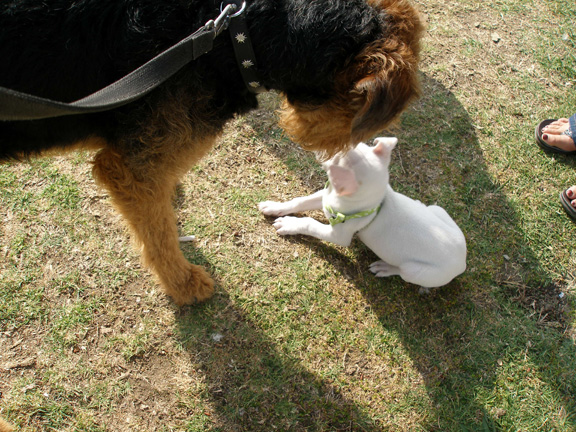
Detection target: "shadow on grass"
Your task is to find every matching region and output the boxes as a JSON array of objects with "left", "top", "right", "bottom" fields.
[
  {"left": 309, "top": 239, "right": 575, "bottom": 430},
  {"left": 174, "top": 270, "right": 382, "bottom": 431},
  {"left": 237, "top": 75, "right": 576, "bottom": 430}
]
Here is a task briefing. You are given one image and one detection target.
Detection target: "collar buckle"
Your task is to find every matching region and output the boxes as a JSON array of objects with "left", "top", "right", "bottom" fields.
[{"left": 329, "top": 212, "right": 347, "bottom": 226}]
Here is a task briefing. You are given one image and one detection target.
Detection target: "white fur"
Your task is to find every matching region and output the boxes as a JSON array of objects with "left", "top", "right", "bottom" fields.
[{"left": 259, "top": 137, "right": 467, "bottom": 289}]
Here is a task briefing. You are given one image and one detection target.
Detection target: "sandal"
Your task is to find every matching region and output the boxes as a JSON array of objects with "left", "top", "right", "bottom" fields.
[
  {"left": 535, "top": 114, "right": 576, "bottom": 155},
  {"left": 560, "top": 188, "right": 576, "bottom": 221}
]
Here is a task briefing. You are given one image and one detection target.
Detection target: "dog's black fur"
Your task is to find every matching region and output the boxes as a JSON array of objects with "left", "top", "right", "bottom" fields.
[
  {"left": 0, "top": 0, "right": 423, "bottom": 305},
  {"left": 1, "top": 0, "right": 254, "bottom": 158}
]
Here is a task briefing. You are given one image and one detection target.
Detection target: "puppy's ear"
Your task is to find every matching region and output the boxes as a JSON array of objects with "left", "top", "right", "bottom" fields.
[
  {"left": 373, "top": 137, "right": 397, "bottom": 156},
  {"left": 328, "top": 165, "right": 358, "bottom": 196}
]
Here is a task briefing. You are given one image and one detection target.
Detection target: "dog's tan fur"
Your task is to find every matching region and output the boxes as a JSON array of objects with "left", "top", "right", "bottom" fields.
[
  {"left": 0, "top": 417, "right": 14, "bottom": 432},
  {"left": 91, "top": 89, "right": 220, "bottom": 305}
]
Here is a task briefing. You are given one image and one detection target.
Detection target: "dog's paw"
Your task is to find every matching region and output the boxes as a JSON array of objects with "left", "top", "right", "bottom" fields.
[
  {"left": 272, "top": 216, "right": 304, "bottom": 236},
  {"left": 258, "top": 201, "right": 290, "bottom": 217},
  {"left": 168, "top": 265, "right": 215, "bottom": 306},
  {"left": 369, "top": 260, "right": 400, "bottom": 278}
]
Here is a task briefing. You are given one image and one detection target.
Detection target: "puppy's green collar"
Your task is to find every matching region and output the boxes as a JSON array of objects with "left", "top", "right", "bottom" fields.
[
  {"left": 323, "top": 181, "right": 383, "bottom": 225},
  {"left": 324, "top": 203, "right": 382, "bottom": 226}
]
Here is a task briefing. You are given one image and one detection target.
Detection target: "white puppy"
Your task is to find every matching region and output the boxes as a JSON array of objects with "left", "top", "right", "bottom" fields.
[{"left": 259, "top": 137, "right": 467, "bottom": 289}]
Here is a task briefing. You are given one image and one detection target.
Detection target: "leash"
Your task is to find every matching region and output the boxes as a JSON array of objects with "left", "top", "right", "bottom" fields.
[{"left": 0, "top": 0, "right": 265, "bottom": 121}]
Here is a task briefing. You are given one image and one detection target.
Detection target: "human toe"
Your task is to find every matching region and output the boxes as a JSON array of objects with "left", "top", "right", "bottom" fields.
[
  {"left": 541, "top": 132, "right": 575, "bottom": 151},
  {"left": 542, "top": 122, "right": 568, "bottom": 135},
  {"left": 560, "top": 187, "right": 576, "bottom": 221},
  {"left": 544, "top": 118, "right": 569, "bottom": 128},
  {"left": 566, "top": 186, "right": 576, "bottom": 202}
]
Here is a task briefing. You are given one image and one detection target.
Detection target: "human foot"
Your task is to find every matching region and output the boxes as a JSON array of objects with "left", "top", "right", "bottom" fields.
[
  {"left": 560, "top": 186, "right": 576, "bottom": 221},
  {"left": 542, "top": 118, "right": 575, "bottom": 150},
  {"left": 535, "top": 115, "right": 576, "bottom": 154}
]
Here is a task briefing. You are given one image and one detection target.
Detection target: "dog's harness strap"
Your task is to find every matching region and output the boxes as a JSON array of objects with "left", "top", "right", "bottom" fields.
[{"left": 0, "top": 2, "right": 260, "bottom": 121}]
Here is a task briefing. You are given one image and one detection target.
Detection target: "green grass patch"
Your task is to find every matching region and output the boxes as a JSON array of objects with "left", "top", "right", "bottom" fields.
[{"left": 1, "top": 1, "right": 576, "bottom": 431}]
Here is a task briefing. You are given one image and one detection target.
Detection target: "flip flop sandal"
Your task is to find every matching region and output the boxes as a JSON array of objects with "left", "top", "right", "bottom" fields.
[
  {"left": 559, "top": 189, "right": 576, "bottom": 221},
  {"left": 535, "top": 114, "right": 576, "bottom": 155}
]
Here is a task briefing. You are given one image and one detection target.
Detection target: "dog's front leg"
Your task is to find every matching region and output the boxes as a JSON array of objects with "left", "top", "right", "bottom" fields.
[
  {"left": 92, "top": 147, "right": 214, "bottom": 306},
  {"left": 259, "top": 190, "right": 324, "bottom": 216},
  {"left": 273, "top": 216, "right": 354, "bottom": 247}
]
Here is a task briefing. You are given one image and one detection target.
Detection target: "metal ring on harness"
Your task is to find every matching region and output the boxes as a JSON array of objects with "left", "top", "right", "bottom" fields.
[
  {"left": 221, "top": 0, "right": 246, "bottom": 18},
  {"left": 206, "top": 3, "right": 239, "bottom": 36}
]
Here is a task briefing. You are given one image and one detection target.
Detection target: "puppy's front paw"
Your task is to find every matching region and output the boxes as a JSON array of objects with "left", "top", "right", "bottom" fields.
[
  {"left": 258, "top": 201, "right": 290, "bottom": 217},
  {"left": 272, "top": 216, "right": 304, "bottom": 236}
]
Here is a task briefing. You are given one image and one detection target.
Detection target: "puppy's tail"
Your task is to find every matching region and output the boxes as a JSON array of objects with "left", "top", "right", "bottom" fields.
[{"left": 0, "top": 416, "right": 14, "bottom": 432}]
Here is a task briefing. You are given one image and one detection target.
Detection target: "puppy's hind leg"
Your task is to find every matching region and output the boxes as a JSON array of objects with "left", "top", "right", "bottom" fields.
[
  {"left": 369, "top": 260, "right": 402, "bottom": 278},
  {"left": 92, "top": 148, "right": 214, "bottom": 306},
  {"left": 369, "top": 261, "right": 431, "bottom": 293},
  {"left": 374, "top": 259, "right": 455, "bottom": 290}
]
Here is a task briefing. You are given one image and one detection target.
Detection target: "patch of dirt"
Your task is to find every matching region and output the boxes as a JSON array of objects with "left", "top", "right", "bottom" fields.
[
  {"left": 512, "top": 281, "right": 571, "bottom": 327},
  {"left": 497, "top": 264, "right": 572, "bottom": 328}
]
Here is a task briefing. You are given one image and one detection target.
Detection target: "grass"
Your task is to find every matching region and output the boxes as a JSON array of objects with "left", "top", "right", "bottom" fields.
[{"left": 1, "top": 0, "right": 576, "bottom": 430}]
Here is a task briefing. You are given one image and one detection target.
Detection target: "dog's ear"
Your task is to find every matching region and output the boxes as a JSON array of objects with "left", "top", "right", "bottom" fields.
[
  {"left": 373, "top": 137, "right": 397, "bottom": 157},
  {"left": 328, "top": 165, "right": 358, "bottom": 196},
  {"left": 352, "top": 19, "right": 421, "bottom": 142},
  {"left": 349, "top": 44, "right": 419, "bottom": 144},
  {"left": 348, "top": 0, "right": 423, "bottom": 143}
]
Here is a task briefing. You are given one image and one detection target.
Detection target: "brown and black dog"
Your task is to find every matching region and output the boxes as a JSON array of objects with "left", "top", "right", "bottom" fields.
[{"left": 0, "top": 0, "right": 422, "bottom": 306}]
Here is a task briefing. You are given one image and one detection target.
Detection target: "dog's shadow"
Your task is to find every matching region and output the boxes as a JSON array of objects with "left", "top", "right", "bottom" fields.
[
  {"left": 173, "top": 74, "right": 576, "bottom": 430},
  {"left": 173, "top": 246, "right": 384, "bottom": 430},
  {"left": 241, "top": 74, "right": 575, "bottom": 429}
]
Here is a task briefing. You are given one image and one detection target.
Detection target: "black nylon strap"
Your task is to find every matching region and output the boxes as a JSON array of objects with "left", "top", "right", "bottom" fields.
[
  {"left": 228, "top": 5, "right": 266, "bottom": 94},
  {"left": 0, "top": 5, "right": 234, "bottom": 121}
]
